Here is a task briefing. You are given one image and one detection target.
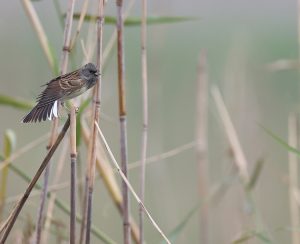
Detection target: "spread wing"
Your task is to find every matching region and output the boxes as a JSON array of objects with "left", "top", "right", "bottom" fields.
[
  {"left": 22, "top": 70, "right": 86, "bottom": 123},
  {"left": 37, "top": 70, "right": 85, "bottom": 107}
]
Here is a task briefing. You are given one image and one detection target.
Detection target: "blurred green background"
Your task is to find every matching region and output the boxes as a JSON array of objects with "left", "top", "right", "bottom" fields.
[{"left": 0, "top": 0, "right": 299, "bottom": 243}]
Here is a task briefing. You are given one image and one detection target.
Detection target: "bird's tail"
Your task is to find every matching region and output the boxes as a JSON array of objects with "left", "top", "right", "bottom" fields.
[{"left": 22, "top": 100, "right": 59, "bottom": 123}]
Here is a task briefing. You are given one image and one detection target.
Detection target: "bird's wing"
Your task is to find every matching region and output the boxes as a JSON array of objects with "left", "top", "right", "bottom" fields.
[{"left": 36, "top": 70, "right": 85, "bottom": 107}]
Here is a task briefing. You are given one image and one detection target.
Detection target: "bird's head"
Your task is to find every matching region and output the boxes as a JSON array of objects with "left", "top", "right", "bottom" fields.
[{"left": 81, "top": 63, "right": 100, "bottom": 79}]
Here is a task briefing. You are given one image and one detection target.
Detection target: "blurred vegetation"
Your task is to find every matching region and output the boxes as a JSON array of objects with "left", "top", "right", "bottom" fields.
[{"left": 0, "top": 1, "right": 299, "bottom": 243}]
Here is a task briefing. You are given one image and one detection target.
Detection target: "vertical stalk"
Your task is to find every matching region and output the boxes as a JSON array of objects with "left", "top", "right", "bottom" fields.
[
  {"left": 196, "top": 51, "right": 209, "bottom": 244},
  {"left": 116, "top": 0, "right": 131, "bottom": 243},
  {"left": 61, "top": 0, "right": 77, "bottom": 242},
  {"left": 70, "top": 108, "right": 77, "bottom": 243},
  {"left": 139, "top": 0, "right": 148, "bottom": 243},
  {"left": 85, "top": 0, "right": 104, "bottom": 243},
  {"left": 42, "top": 139, "right": 68, "bottom": 244},
  {"left": 288, "top": 113, "right": 300, "bottom": 244}
]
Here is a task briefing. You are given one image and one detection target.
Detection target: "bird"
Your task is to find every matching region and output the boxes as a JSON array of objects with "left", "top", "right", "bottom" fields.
[{"left": 22, "top": 63, "right": 99, "bottom": 123}]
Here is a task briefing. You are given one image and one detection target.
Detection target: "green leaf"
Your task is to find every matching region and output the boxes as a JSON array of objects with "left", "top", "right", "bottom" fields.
[
  {"left": 260, "top": 124, "right": 300, "bottom": 156},
  {"left": 4, "top": 130, "right": 16, "bottom": 158},
  {"left": 232, "top": 230, "right": 272, "bottom": 243},
  {"left": 246, "top": 158, "right": 264, "bottom": 191},
  {"left": 0, "top": 94, "right": 34, "bottom": 110},
  {"left": 72, "top": 14, "right": 196, "bottom": 26},
  {"left": 161, "top": 203, "right": 199, "bottom": 244}
]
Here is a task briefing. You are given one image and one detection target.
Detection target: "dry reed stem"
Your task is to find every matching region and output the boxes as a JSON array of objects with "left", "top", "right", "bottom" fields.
[
  {"left": 70, "top": 0, "right": 90, "bottom": 50},
  {"left": 79, "top": 175, "right": 88, "bottom": 244},
  {"left": 85, "top": 0, "right": 104, "bottom": 243},
  {"left": 139, "top": 0, "right": 148, "bottom": 242},
  {"left": 211, "top": 86, "right": 249, "bottom": 183},
  {"left": 21, "top": 0, "right": 56, "bottom": 72},
  {"left": 196, "top": 51, "right": 209, "bottom": 244},
  {"left": 116, "top": 0, "right": 131, "bottom": 242},
  {"left": 0, "top": 117, "right": 70, "bottom": 243},
  {"left": 298, "top": 0, "right": 300, "bottom": 63},
  {"left": 102, "top": 0, "right": 135, "bottom": 64},
  {"left": 58, "top": 0, "right": 77, "bottom": 241},
  {"left": 129, "top": 141, "right": 197, "bottom": 170},
  {"left": 288, "top": 113, "right": 300, "bottom": 244},
  {"left": 95, "top": 122, "right": 171, "bottom": 244},
  {"left": 35, "top": 162, "right": 51, "bottom": 244},
  {"left": 43, "top": 140, "right": 68, "bottom": 243},
  {"left": 70, "top": 107, "right": 77, "bottom": 243},
  {"left": 81, "top": 119, "right": 140, "bottom": 243}
]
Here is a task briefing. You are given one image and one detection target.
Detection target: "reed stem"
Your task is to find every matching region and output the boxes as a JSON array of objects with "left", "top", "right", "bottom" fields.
[
  {"left": 116, "top": 0, "right": 131, "bottom": 242},
  {"left": 85, "top": 0, "right": 104, "bottom": 243},
  {"left": 139, "top": 0, "right": 148, "bottom": 242}
]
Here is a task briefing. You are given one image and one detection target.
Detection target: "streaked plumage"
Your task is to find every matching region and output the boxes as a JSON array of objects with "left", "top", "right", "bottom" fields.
[{"left": 22, "top": 63, "right": 99, "bottom": 123}]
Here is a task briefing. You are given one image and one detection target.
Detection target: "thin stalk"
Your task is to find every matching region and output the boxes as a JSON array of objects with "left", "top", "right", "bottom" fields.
[
  {"left": 288, "top": 113, "right": 300, "bottom": 244},
  {"left": 95, "top": 122, "right": 171, "bottom": 244},
  {"left": 211, "top": 86, "right": 249, "bottom": 184},
  {"left": 0, "top": 117, "right": 70, "bottom": 244},
  {"left": 70, "top": 108, "right": 77, "bottom": 244},
  {"left": 60, "top": 0, "right": 77, "bottom": 242},
  {"left": 35, "top": 163, "right": 51, "bottom": 244},
  {"left": 103, "top": 0, "right": 135, "bottom": 64},
  {"left": 79, "top": 175, "right": 89, "bottom": 244},
  {"left": 116, "top": 0, "right": 131, "bottom": 243},
  {"left": 196, "top": 51, "right": 209, "bottom": 244},
  {"left": 85, "top": 0, "right": 104, "bottom": 243},
  {"left": 21, "top": 0, "right": 57, "bottom": 73},
  {"left": 129, "top": 141, "right": 196, "bottom": 170},
  {"left": 139, "top": 0, "right": 148, "bottom": 242},
  {"left": 81, "top": 119, "right": 140, "bottom": 243},
  {"left": 70, "top": 0, "right": 90, "bottom": 50},
  {"left": 43, "top": 140, "right": 68, "bottom": 244}
]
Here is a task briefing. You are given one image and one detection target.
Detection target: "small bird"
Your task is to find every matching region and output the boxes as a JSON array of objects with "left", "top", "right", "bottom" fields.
[{"left": 22, "top": 63, "right": 99, "bottom": 123}]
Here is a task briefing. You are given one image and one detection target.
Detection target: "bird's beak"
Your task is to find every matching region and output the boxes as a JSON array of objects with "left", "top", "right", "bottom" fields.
[{"left": 95, "top": 71, "right": 100, "bottom": 76}]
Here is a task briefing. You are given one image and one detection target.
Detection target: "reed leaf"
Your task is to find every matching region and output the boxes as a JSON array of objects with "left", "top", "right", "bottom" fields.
[
  {"left": 71, "top": 14, "right": 196, "bottom": 26},
  {"left": 232, "top": 230, "right": 272, "bottom": 244},
  {"left": 260, "top": 124, "right": 300, "bottom": 156},
  {"left": 0, "top": 94, "right": 33, "bottom": 110}
]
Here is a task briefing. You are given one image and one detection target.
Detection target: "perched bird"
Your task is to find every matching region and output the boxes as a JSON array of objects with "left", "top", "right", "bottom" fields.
[{"left": 22, "top": 63, "right": 99, "bottom": 123}]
